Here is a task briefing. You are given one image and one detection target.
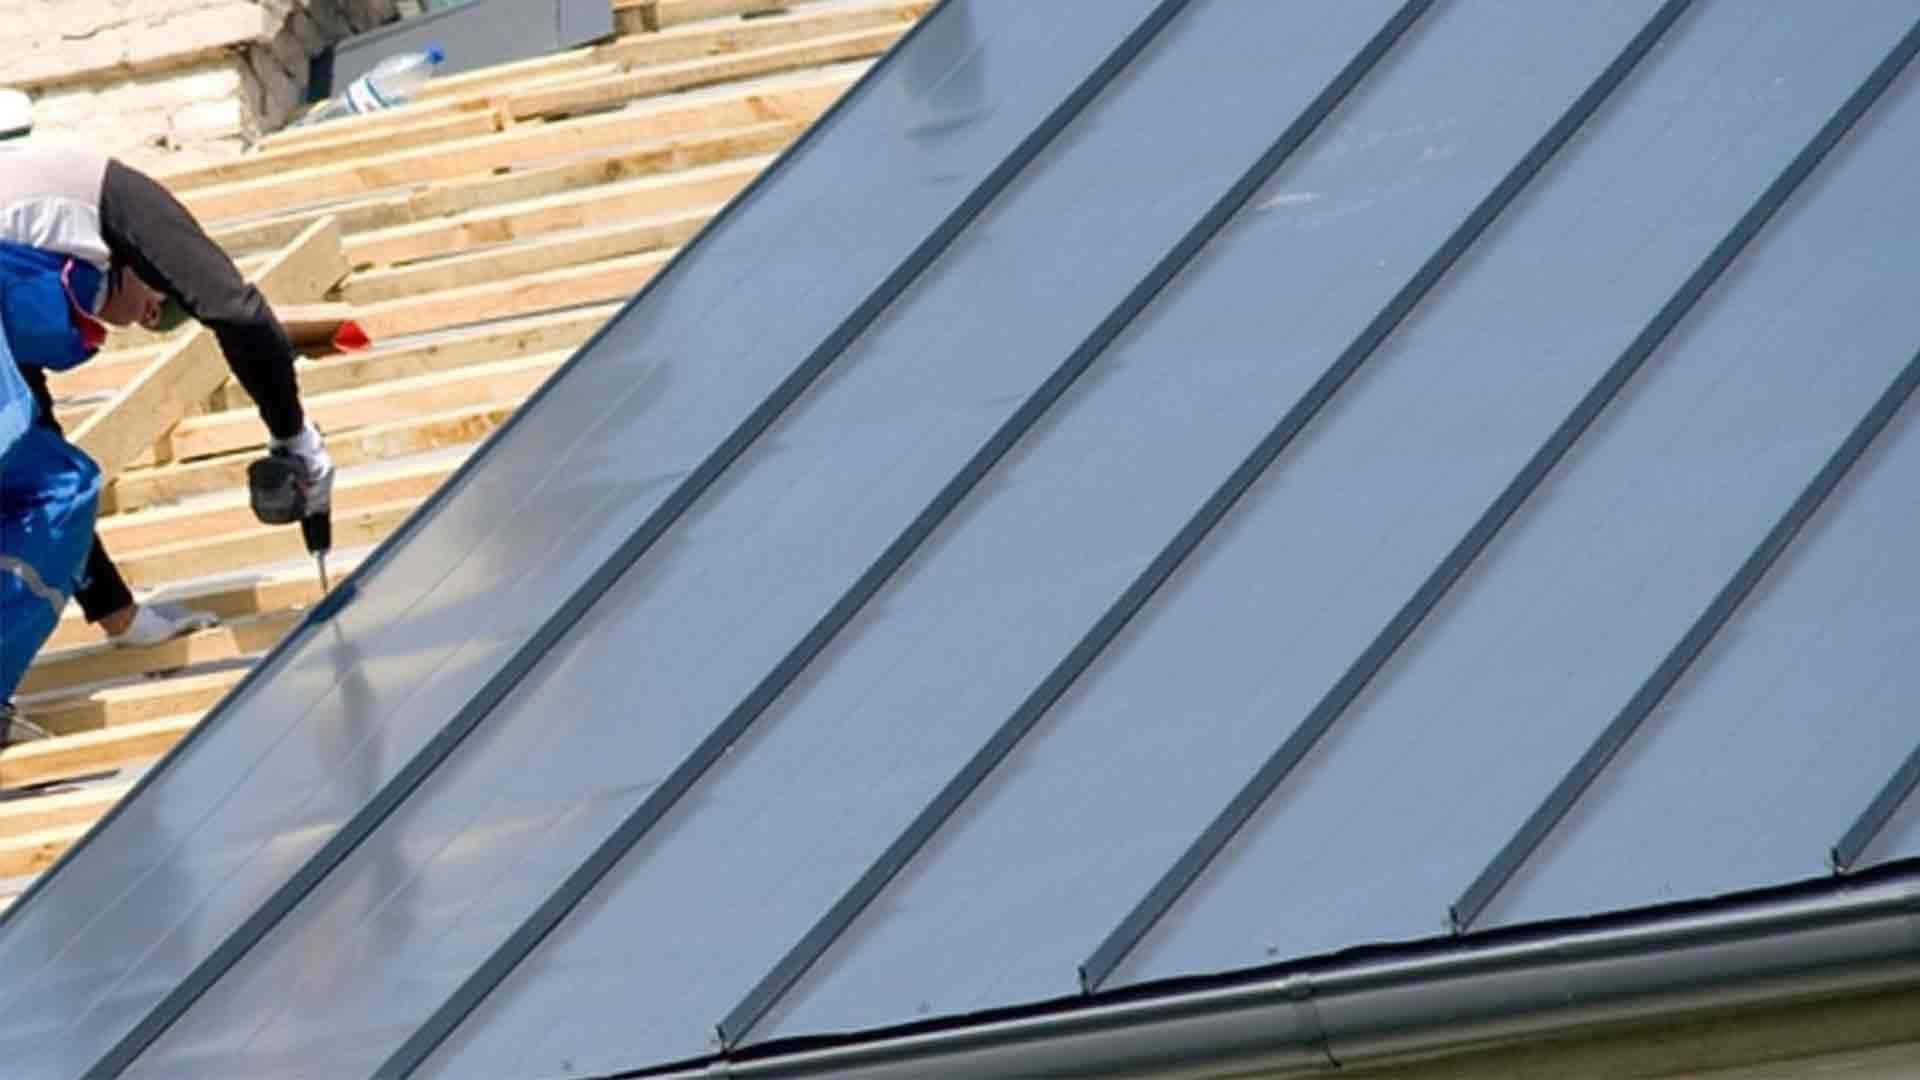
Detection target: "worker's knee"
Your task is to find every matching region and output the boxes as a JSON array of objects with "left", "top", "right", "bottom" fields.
[
  {"left": 0, "top": 423, "right": 99, "bottom": 526},
  {"left": 0, "top": 429, "right": 99, "bottom": 701}
]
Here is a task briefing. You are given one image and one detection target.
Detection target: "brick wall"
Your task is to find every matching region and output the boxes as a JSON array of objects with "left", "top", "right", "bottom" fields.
[{"left": 3, "top": 0, "right": 402, "bottom": 169}]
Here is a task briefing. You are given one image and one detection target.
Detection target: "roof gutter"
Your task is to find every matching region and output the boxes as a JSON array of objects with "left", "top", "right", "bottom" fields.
[{"left": 661, "top": 872, "right": 1920, "bottom": 1080}]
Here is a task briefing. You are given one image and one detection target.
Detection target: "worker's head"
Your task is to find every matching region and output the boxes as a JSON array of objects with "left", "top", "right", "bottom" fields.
[{"left": 96, "top": 260, "right": 167, "bottom": 328}]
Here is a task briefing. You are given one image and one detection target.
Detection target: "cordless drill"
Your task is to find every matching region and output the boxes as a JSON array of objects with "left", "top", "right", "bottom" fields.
[{"left": 247, "top": 453, "right": 332, "bottom": 590}]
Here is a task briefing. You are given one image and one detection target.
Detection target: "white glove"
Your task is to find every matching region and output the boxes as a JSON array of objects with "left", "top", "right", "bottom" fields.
[
  {"left": 269, "top": 419, "right": 334, "bottom": 515},
  {"left": 109, "top": 601, "right": 221, "bottom": 648}
]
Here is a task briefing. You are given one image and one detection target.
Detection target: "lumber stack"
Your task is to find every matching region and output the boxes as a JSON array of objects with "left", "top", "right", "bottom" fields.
[{"left": 0, "top": 0, "right": 928, "bottom": 911}]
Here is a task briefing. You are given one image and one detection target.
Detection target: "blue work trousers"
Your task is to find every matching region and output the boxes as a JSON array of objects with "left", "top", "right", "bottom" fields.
[{"left": 0, "top": 423, "right": 101, "bottom": 702}]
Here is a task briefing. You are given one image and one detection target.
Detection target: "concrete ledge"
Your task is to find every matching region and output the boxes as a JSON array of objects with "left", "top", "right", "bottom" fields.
[{"left": 2, "top": 1, "right": 270, "bottom": 88}]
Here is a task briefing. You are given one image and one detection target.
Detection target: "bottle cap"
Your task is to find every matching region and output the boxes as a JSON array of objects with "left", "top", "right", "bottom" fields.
[{"left": 425, "top": 43, "right": 446, "bottom": 65}]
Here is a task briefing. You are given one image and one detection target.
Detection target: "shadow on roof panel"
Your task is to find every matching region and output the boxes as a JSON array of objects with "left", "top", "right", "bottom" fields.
[
  {"left": 1076, "top": 0, "right": 1920, "bottom": 988},
  {"left": 0, "top": 0, "right": 1176, "bottom": 1075}
]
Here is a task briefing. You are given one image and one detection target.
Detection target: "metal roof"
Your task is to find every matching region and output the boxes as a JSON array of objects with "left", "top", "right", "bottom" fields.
[{"left": 5, "top": 0, "right": 1919, "bottom": 1077}]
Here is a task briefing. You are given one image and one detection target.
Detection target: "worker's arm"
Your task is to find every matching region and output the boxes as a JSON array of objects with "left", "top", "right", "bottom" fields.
[{"left": 95, "top": 158, "right": 305, "bottom": 440}]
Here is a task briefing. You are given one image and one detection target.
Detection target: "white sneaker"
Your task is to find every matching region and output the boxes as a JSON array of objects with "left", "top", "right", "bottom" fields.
[{"left": 108, "top": 602, "right": 221, "bottom": 648}]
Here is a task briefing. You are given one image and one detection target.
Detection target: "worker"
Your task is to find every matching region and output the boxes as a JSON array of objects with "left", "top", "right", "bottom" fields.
[{"left": 1, "top": 117, "right": 333, "bottom": 747}]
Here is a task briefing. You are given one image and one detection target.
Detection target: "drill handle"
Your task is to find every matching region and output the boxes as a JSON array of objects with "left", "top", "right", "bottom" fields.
[{"left": 300, "top": 512, "right": 332, "bottom": 556}]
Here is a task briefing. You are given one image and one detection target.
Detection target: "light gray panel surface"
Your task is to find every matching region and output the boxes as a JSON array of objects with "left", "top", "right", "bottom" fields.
[
  {"left": 1477, "top": 64, "right": 1920, "bottom": 920},
  {"left": 127, "top": 0, "right": 1207, "bottom": 1070},
  {"left": 406, "top": 5, "right": 1413, "bottom": 1076},
  {"left": 1074, "top": 2, "right": 1920, "bottom": 988},
  {"left": 0, "top": 2, "right": 1157, "bottom": 1076},
  {"left": 1491, "top": 386, "right": 1920, "bottom": 921},
  {"left": 751, "top": 0, "right": 1676, "bottom": 1040}
]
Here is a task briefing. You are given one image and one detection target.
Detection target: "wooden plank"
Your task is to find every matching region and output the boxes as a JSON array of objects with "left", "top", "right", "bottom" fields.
[
  {"left": 44, "top": 557, "right": 368, "bottom": 652},
  {"left": 42, "top": 672, "right": 234, "bottom": 730},
  {"left": 104, "top": 401, "right": 518, "bottom": 515},
  {"left": 168, "top": 352, "right": 568, "bottom": 462},
  {"left": 342, "top": 213, "right": 707, "bottom": 304},
  {"left": 509, "top": 26, "right": 900, "bottom": 120},
  {"left": 642, "top": 0, "right": 807, "bottom": 32},
  {"left": 599, "top": 1, "right": 918, "bottom": 66},
  {"left": 212, "top": 303, "right": 617, "bottom": 411},
  {"left": 250, "top": 0, "right": 904, "bottom": 151},
  {"left": 184, "top": 65, "right": 835, "bottom": 223},
  {"left": 0, "top": 823, "right": 90, "bottom": 878},
  {"left": 44, "top": 345, "right": 165, "bottom": 397},
  {"left": 67, "top": 217, "right": 348, "bottom": 479},
  {"left": 159, "top": 108, "right": 505, "bottom": 192},
  {"left": 0, "top": 783, "right": 131, "bottom": 842},
  {"left": 0, "top": 714, "right": 204, "bottom": 786},
  {"left": 209, "top": 68, "right": 860, "bottom": 256},
  {"left": 97, "top": 456, "right": 460, "bottom": 552},
  {"left": 275, "top": 302, "right": 363, "bottom": 349},
  {"left": 414, "top": 51, "right": 607, "bottom": 103},
  {"left": 255, "top": 62, "right": 623, "bottom": 154},
  {"left": 345, "top": 156, "right": 761, "bottom": 267},
  {"left": 20, "top": 610, "right": 303, "bottom": 698},
  {"left": 113, "top": 498, "right": 423, "bottom": 587},
  {"left": 350, "top": 251, "right": 671, "bottom": 341}
]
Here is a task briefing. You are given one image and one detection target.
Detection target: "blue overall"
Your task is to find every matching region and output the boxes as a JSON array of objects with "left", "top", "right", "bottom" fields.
[{"left": 0, "top": 243, "right": 104, "bottom": 701}]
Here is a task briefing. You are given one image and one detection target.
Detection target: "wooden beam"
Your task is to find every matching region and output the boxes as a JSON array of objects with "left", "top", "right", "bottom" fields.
[
  {"left": 641, "top": 0, "right": 810, "bottom": 32},
  {"left": 66, "top": 217, "right": 348, "bottom": 479},
  {"left": 103, "top": 401, "right": 518, "bottom": 515},
  {"left": 275, "top": 302, "right": 364, "bottom": 350},
  {"left": 159, "top": 108, "right": 505, "bottom": 192},
  {"left": 598, "top": 1, "right": 920, "bottom": 66},
  {"left": 350, "top": 251, "right": 670, "bottom": 341},
  {"left": 215, "top": 303, "right": 617, "bottom": 410},
  {"left": 208, "top": 69, "right": 859, "bottom": 255},
  {"left": 0, "top": 783, "right": 131, "bottom": 842},
  {"left": 113, "top": 497, "right": 422, "bottom": 587},
  {"left": 0, "top": 823, "right": 89, "bottom": 878},
  {"left": 342, "top": 213, "right": 706, "bottom": 304},
  {"left": 97, "top": 456, "right": 460, "bottom": 552},
  {"left": 0, "top": 714, "right": 204, "bottom": 785},
  {"left": 508, "top": 27, "right": 900, "bottom": 120},
  {"left": 43, "top": 672, "right": 234, "bottom": 729},
  {"left": 249, "top": 1, "right": 904, "bottom": 153},
  {"left": 346, "top": 157, "right": 760, "bottom": 268},
  {"left": 45, "top": 345, "right": 165, "bottom": 397},
  {"left": 254, "top": 62, "right": 623, "bottom": 154},
  {"left": 184, "top": 65, "right": 837, "bottom": 223},
  {"left": 44, "top": 557, "right": 369, "bottom": 651},
  {"left": 20, "top": 610, "right": 303, "bottom": 697},
  {"left": 167, "top": 352, "right": 568, "bottom": 462}
]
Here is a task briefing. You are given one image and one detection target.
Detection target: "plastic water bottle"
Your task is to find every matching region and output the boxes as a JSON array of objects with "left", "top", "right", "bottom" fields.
[{"left": 297, "top": 44, "right": 446, "bottom": 126}]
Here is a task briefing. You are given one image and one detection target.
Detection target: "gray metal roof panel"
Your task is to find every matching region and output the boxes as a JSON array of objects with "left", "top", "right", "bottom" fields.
[
  {"left": 6, "top": 1, "right": 1916, "bottom": 1077},
  {"left": 122, "top": 0, "right": 1313, "bottom": 1074},
  {"left": 1091, "top": 0, "right": 1920, "bottom": 989},
  {"left": 405, "top": 4, "right": 1423, "bottom": 1076},
  {"left": 0, "top": 0, "right": 1167, "bottom": 1074},
  {"left": 1480, "top": 224, "right": 1920, "bottom": 929},
  {"left": 745, "top": 0, "right": 1681, "bottom": 1039}
]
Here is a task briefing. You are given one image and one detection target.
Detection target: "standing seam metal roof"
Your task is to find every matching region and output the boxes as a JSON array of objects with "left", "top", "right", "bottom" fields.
[{"left": 3, "top": 1, "right": 1918, "bottom": 1077}]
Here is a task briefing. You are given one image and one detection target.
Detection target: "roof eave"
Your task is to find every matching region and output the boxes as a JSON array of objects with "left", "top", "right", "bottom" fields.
[{"left": 666, "top": 869, "right": 1920, "bottom": 1080}]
